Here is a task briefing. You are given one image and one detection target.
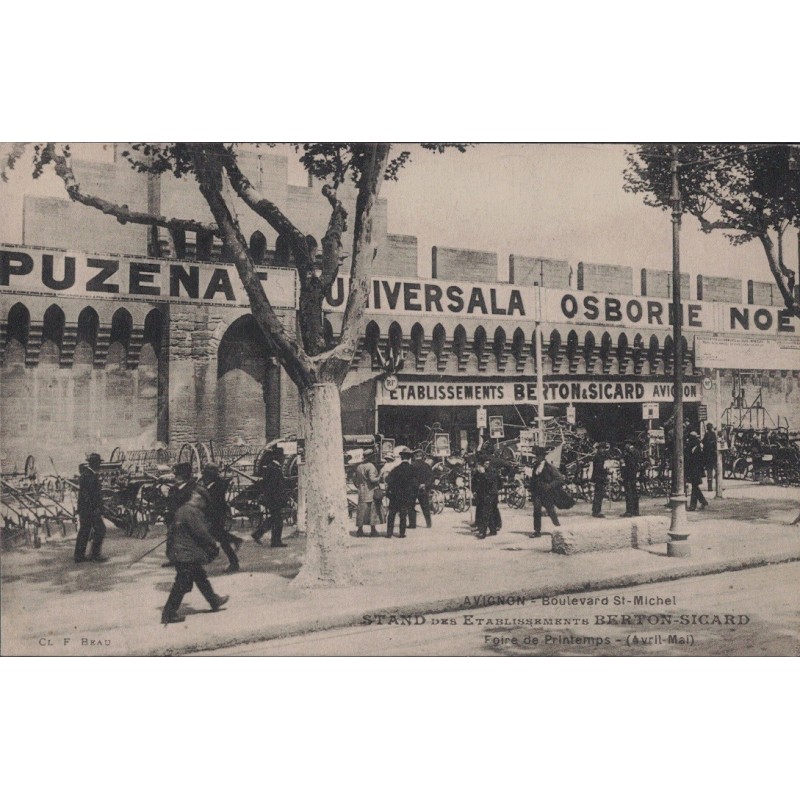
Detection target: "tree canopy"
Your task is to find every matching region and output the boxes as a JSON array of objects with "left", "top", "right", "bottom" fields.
[{"left": 624, "top": 144, "right": 800, "bottom": 315}]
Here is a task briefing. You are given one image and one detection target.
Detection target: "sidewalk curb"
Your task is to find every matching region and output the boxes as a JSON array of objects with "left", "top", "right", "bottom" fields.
[{"left": 164, "top": 548, "right": 800, "bottom": 657}]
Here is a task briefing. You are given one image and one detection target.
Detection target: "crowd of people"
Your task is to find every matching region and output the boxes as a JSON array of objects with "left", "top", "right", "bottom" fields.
[
  {"left": 70, "top": 423, "right": 733, "bottom": 622},
  {"left": 73, "top": 448, "right": 292, "bottom": 625}
]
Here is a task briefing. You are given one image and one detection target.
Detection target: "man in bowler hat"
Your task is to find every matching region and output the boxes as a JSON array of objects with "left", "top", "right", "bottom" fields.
[
  {"left": 385, "top": 450, "right": 417, "bottom": 538},
  {"left": 253, "top": 448, "right": 289, "bottom": 547}
]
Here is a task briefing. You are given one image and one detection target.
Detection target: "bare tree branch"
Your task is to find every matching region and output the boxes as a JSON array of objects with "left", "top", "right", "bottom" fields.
[
  {"left": 758, "top": 231, "right": 800, "bottom": 316},
  {"left": 319, "top": 184, "right": 347, "bottom": 289},
  {"left": 317, "top": 144, "right": 392, "bottom": 382},
  {"left": 187, "top": 144, "right": 317, "bottom": 389},
  {"left": 44, "top": 143, "right": 219, "bottom": 236},
  {"left": 221, "top": 147, "right": 311, "bottom": 265}
]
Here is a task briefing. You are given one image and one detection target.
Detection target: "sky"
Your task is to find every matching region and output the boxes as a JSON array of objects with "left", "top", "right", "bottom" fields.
[{"left": 0, "top": 143, "right": 793, "bottom": 287}]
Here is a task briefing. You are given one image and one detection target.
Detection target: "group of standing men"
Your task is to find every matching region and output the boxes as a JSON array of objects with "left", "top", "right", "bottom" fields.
[{"left": 353, "top": 449, "right": 434, "bottom": 538}]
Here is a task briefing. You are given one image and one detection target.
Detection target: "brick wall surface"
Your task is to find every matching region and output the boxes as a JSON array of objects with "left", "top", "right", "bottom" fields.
[
  {"left": 578, "top": 262, "right": 633, "bottom": 295},
  {"left": 432, "top": 246, "right": 498, "bottom": 283},
  {"left": 698, "top": 275, "right": 742, "bottom": 303},
  {"left": 510, "top": 255, "right": 571, "bottom": 288},
  {"left": 749, "top": 281, "right": 779, "bottom": 306},
  {"left": 374, "top": 234, "right": 418, "bottom": 277},
  {"left": 641, "top": 269, "right": 691, "bottom": 299}
]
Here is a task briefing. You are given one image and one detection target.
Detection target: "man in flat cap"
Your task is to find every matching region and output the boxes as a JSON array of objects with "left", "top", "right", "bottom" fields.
[
  {"left": 201, "top": 462, "right": 242, "bottom": 572},
  {"left": 74, "top": 453, "right": 107, "bottom": 563}
]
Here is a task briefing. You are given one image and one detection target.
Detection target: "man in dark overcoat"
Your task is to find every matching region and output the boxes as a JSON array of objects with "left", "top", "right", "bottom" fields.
[
  {"left": 702, "top": 423, "right": 718, "bottom": 492},
  {"left": 685, "top": 431, "right": 708, "bottom": 511},
  {"left": 385, "top": 450, "right": 417, "bottom": 538},
  {"left": 591, "top": 442, "right": 610, "bottom": 518},
  {"left": 252, "top": 448, "right": 289, "bottom": 547},
  {"left": 201, "top": 462, "right": 242, "bottom": 572},
  {"left": 74, "top": 453, "right": 107, "bottom": 563},
  {"left": 408, "top": 450, "right": 434, "bottom": 529},
  {"left": 472, "top": 455, "right": 501, "bottom": 539},
  {"left": 621, "top": 441, "right": 641, "bottom": 518},
  {"left": 528, "top": 447, "right": 562, "bottom": 537},
  {"left": 161, "top": 487, "right": 228, "bottom": 625}
]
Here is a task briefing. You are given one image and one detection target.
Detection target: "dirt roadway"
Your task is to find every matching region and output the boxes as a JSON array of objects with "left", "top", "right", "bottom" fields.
[{"left": 203, "top": 562, "right": 800, "bottom": 656}]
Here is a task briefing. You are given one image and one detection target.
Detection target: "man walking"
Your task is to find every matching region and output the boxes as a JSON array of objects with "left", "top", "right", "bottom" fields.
[
  {"left": 472, "top": 454, "right": 501, "bottom": 539},
  {"left": 621, "top": 441, "right": 640, "bottom": 518},
  {"left": 161, "top": 485, "right": 228, "bottom": 625},
  {"left": 591, "top": 442, "right": 610, "bottom": 518},
  {"left": 252, "top": 448, "right": 289, "bottom": 547},
  {"left": 528, "top": 447, "right": 562, "bottom": 537},
  {"left": 201, "top": 462, "right": 242, "bottom": 572},
  {"left": 686, "top": 431, "right": 708, "bottom": 511},
  {"left": 702, "top": 423, "right": 718, "bottom": 492},
  {"left": 385, "top": 450, "right": 417, "bottom": 538},
  {"left": 408, "top": 450, "right": 434, "bottom": 529},
  {"left": 74, "top": 453, "right": 108, "bottom": 563},
  {"left": 353, "top": 451, "right": 381, "bottom": 537}
]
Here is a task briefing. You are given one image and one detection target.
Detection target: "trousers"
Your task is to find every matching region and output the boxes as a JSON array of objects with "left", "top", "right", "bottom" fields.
[
  {"left": 74, "top": 513, "right": 106, "bottom": 561},
  {"left": 408, "top": 489, "right": 432, "bottom": 528},
  {"left": 533, "top": 496, "right": 559, "bottom": 534},
  {"left": 386, "top": 501, "right": 411, "bottom": 536},
  {"left": 623, "top": 479, "right": 639, "bottom": 516},
  {"left": 591, "top": 483, "right": 605, "bottom": 516},
  {"left": 163, "top": 563, "right": 217, "bottom": 617}
]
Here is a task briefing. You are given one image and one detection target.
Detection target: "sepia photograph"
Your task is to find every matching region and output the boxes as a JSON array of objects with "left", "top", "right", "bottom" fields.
[{"left": 1, "top": 141, "right": 799, "bottom": 657}]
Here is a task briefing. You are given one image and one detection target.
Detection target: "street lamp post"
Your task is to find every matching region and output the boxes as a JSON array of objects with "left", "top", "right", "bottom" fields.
[{"left": 667, "top": 144, "right": 690, "bottom": 556}]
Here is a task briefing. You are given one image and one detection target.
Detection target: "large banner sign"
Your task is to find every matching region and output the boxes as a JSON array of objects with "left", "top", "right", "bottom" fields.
[
  {"left": 378, "top": 379, "right": 701, "bottom": 406},
  {"left": 324, "top": 275, "right": 529, "bottom": 319},
  {"left": 541, "top": 287, "right": 714, "bottom": 331},
  {"left": 695, "top": 335, "right": 800, "bottom": 370},
  {"left": 0, "top": 246, "right": 298, "bottom": 308}
]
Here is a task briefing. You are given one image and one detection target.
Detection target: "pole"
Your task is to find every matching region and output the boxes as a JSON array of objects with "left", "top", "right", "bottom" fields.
[
  {"left": 667, "top": 144, "right": 690, "bottom": 556},
  {"left": 535, "top": 323, "right": 545, "bottom": 447},
  {"left": 714, "top": 368, "right": 724, "bottom": 499}
]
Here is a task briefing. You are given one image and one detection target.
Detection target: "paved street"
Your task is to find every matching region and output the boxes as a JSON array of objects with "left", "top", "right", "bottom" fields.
[
  {"left": 204, "top": 562, "right": 800, "bottom": 656},
  {"left": 2, "top": 482, "right": 799, "bottom": 656}
]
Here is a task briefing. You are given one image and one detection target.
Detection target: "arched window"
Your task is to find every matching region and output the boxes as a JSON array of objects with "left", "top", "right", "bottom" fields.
[
  {"left": 473, "top": 326, "right": 487, "bottom": 358},
  {"left": 75, "top": 306, "right": 99, "bottom": 366},
  {"left": 108, "top": 308, "right": 133, "bottom": 369},
  {"left": 410, "top": 322, "right": 425, "bottom": 361},
  {"left": 5, "top": 303, "right": 30, "bottom": 365},
  {"left": 493, "top": 326, "right": 507, "bottom": 366},
  {"left": 364, "top": 321, "right": 380, "bottom": 363},
  {"left": 388, "top": 322, "right": 403, "bottom": 362},
  {"left": 40, "top": 304, "right": 65, "bottom": 366},
  {"left": 453, "top": 325, "right": 467, "bottom": 359},
  {"left": 432, "top": 324, "right": 446, "bottom": 358},
  {"left": 143, "top": 308, "right": 162, "bottom": 354}
]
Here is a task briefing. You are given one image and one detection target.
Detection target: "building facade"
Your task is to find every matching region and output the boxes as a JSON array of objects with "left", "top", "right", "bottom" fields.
[{"left": 2, "top": 148, "right": 799, "bottom": 472}]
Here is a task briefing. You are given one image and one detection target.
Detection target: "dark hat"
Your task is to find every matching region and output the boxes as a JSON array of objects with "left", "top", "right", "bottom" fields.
[
  {"left": 412, "top": 449, "right": 424, "bottom": 456},
  {"left": 272, "top": 447, "right": 285, "bottom": 459},
  {"left": 533, "top": 446, "right": 547, "bottom": 457},
  {"left": 87, "top": 453, "right": 102, "bottom": 466},
  {"left": 689, "top": 430, "right": 700, "bottom": 438},
  {"left": 202, "top": 462, "right": 220, "bottom": 474},
  {"left": 173, "top": 461, "right": 193, "bottom": 478},
  {"left": 400, "top": 450, "right": 412, "bottom": 460}
]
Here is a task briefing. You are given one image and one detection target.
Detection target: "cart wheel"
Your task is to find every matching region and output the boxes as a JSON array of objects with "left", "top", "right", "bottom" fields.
[
  {"left": 125, "top": 506, "right": 149, "bottom": 539},
  {"left": 177, "top": 443, "right": 203, "bottom": 476},
  {"left": 199, "top": 442, "right": 214, "bottom": 469}
]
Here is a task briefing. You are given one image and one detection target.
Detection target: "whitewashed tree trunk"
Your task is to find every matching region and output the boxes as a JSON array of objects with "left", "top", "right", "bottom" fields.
[{"left": 294, "top": 382, "right": 360, "bottom": 586}]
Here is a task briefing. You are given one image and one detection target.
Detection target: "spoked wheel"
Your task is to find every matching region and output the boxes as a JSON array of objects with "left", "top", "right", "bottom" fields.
[
  {"left": 429, "top": 490, "right": 445, "bottom": 515},
  {"left": 177, "top": 443, "right": 203, "bottom": 476},
  {"left": 454, "top": 489, "right": 471, "bottom": 513},
  {"left": 125, "top": 507, "right": 150, "bottom": 539},
  {"left": 508, "top": 485, "right": 527, "bottom": 510},
  {"left": 109, "top": 447, "right": 125, "bottom": 464}
]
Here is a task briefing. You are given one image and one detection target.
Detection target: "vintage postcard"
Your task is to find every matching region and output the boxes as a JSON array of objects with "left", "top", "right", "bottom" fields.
[{"left": 1, "top": 142, "right": 799, "bottom": 657}]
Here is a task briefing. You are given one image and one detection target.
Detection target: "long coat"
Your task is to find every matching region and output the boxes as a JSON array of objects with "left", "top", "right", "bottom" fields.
[
  {"left": 166, "top": 491, "right": 219, "bottom": 565},
  {"left": 353, "top": 461, "right": 381, "bottom": 526},
  {"left": 203, "top": 479, "right": 229, "bottom": 531},
  {"left": 260, "top": 462, "right": 288, "bottom": 510},
  {"left": 529, "top": 460, "right": 563, "bottom": 504},
  {"left": 473, "top": 467, "right": 501, "bottom": 531},
  {"left": 77, "top": 468, "right": 104, "bottom": 521},
  {"left": 386, "top": 461, "right": 418, "bottom": 508},
  {"left": 685, "top": 441, "right": 705, "bottom": 484}
]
